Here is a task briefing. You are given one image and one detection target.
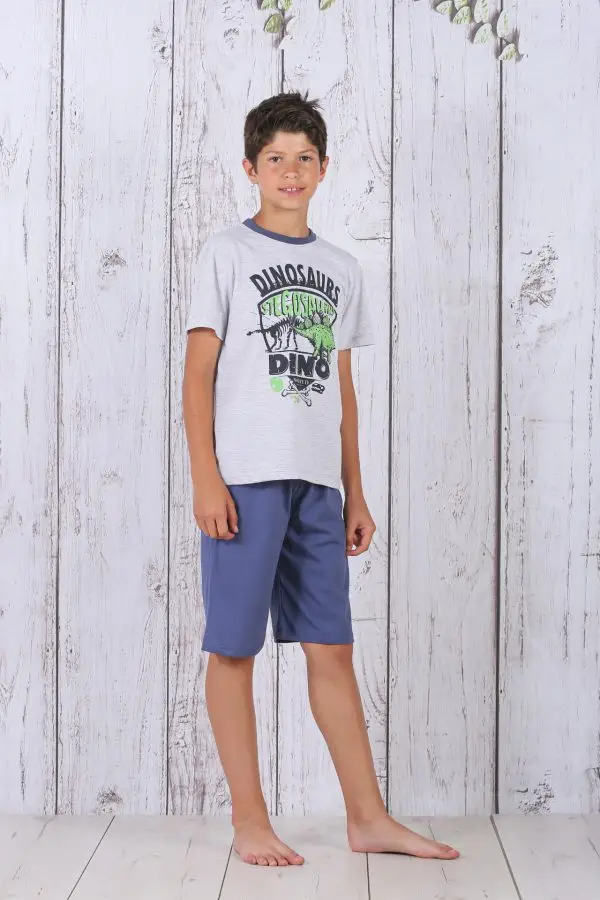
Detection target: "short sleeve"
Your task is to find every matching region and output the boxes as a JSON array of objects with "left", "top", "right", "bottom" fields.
[
  {"left": 337, "top": 258, "right": 375, "bottom": 350},
  {"left": 185, "top": 235, "right": 231, "bottom": 340}
]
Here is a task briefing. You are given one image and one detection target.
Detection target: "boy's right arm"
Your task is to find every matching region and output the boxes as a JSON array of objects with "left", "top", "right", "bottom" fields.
[{"left": 183, "top": 329, "right": 238, "bottom": 540}]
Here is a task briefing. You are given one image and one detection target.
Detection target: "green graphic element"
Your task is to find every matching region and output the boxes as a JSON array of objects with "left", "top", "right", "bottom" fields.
[
  {"left": 293, "top": 312, "right": 335, "bottom": 363},
  {"left": 259, "top": 290, "right": 332, "bottom": 321},
  {"left": 248, "top": 288, "right": 337, "bottom": 404}
]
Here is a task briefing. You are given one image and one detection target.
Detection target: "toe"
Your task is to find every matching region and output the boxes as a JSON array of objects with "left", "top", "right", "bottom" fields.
[
  {"left": 281, "top": 843, "right": 304, "bottom": 865},
  {"left": 244, "top": 854, "right": 257, "bottom": 865},
  {"left": 277, "top": 856, "right": 289, "bottom": 866},
  {"left": 258, "top": 855, "right": 269, "bottom": 866},
  {"left": 267, "top": 855, "right": 278, "bottom": 866}
]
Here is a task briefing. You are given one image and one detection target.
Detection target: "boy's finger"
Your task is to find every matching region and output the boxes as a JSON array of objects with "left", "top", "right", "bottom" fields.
[
  {"left": 204, "top": 518, "right": 217, "bottom": 539},
  {"left": 346, "top": 522, "right": 358, "bottom": 545},
  {"left": 226, "top": 498, "right": 239, "bottom": 533},
  {"left": 348, "top": 528, "right": 370, "bottom": 556},
  {"left": 346, "top": 528, "right": 357, "bottom": 554},
  {"left": 216, "top": 515, "right": 234, "bottom": 540}
]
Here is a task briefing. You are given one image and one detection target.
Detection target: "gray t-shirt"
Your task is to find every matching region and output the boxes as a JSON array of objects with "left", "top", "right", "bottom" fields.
[{"left": 186, "top": 218, "right": 374, "bottom": 490}]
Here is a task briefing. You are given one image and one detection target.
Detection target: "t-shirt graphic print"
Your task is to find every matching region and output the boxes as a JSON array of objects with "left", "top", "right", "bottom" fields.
[
  {"left": 246, "top": 260, "right": 340, "bottom": 407},
  {"left": 185, "top": 218, "right": 374, "bottom": 490}
]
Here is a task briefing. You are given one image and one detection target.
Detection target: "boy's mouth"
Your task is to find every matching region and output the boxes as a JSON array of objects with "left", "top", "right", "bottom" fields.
[{"left": 279, "top": 187, "right": 305, "bottom": 194}]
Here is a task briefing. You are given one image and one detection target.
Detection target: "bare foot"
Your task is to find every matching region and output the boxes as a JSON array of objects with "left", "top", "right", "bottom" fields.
[
  {"left": 233, "top": 821, "right": 305, "bottom": 867},
  {"left": 348, "top": 814, "right": 460, "bottom": 859}
]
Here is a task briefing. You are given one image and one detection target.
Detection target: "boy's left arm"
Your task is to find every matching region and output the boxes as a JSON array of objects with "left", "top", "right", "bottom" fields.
[{"left": 338, "top": 349, "right": 376, "bottom": 556}]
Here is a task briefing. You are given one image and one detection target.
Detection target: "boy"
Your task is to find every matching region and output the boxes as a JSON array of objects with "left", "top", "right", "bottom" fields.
[{"left": 183, "top": 92, "right": 460, "bottom": 867}]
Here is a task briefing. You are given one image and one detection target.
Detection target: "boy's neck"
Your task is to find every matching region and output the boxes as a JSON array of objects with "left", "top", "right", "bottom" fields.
[{"left": 251, "top": 207, "right": 311, "bottom": 240}]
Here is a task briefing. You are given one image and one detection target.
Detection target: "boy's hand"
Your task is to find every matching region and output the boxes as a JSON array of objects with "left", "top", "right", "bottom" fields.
[
  {"left": 343, "top": 492, "right": 376, "bottom": 556},
  {"left": 193, "top": 472, "right": 239, "bottom": 540}
]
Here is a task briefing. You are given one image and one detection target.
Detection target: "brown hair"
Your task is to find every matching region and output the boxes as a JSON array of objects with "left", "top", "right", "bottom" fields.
[{"left": 244, "top": 91, "right": 327, "bottom": 168}]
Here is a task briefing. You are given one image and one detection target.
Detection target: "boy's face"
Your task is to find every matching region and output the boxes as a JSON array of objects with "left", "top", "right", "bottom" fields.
[{"left": 243, "top": 130, "right": 328, "bottom": 211}]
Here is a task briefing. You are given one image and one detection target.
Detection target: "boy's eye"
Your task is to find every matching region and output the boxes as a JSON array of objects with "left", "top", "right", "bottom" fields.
[{"left": 268, "top": 155, "right": 313, "bottom": 163}]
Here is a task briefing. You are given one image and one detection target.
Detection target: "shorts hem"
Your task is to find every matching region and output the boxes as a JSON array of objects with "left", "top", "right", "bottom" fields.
[
  {"left": 274, "top": 632, "right": 354, "bottom": 646},
  {"left": 202, "top": 640, "right": 263, "bottom": 658}
]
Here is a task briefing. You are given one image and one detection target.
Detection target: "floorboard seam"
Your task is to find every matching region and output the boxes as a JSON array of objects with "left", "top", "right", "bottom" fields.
[
  {"left": 490, "top": 814, "right": 524, "bottom": 900},
  {"left": 65, "top": 815, "right": 115, "bottom": 899},
  {"left": 216, "top": 840, "right": 234, "bottom": 900}
]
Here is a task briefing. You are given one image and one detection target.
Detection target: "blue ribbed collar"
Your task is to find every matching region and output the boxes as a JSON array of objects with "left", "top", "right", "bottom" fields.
[{"left": 243, "top": 217, "right": 317, "bottom": 245}]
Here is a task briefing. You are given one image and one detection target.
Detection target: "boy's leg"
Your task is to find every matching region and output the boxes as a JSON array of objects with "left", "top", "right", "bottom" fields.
[
  {"left": 276, "top": 483, "right": 459, "bottom": 860},
  {"left": 205, "top": 651, "right": 304, "bottom": 866},
  {"left": 301, "top": 641, "right": 460, "bottom": 860},
  {"left": 200, "top": 482, "right": 304, "bottom": 867}
]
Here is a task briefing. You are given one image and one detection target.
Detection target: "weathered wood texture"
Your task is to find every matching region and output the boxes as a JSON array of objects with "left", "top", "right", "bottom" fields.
[
  {"left": 0, "top": 1, "right": 62, "bottom": 814},
  {"left": 168, "top": 0, "right": 281, "bottom": 815},
  {"left": 4, "top": 813, "right": 600, "bottom": 898},
  {"left": 389, "top": 2, "right": 500, "bottom": 815},
  {"left": 499, "top": 0, "right": 600, "bottom": 812},
  {"left": 277, "top": 0, "right": 391, "bottom": 814},
  {"left": 57, "top": 0, "right": 173, "bottom": 813},
  {"left": 2, "top": 0, "right": 600, "bottom": 818}
]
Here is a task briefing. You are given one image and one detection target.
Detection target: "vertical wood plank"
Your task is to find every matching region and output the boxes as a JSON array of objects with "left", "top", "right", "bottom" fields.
[
  {"left": 0, "top": 2, "right": 62, "bottom": 813},
  {"left": 58, "top": 0, "right": 173, "bottom": 813},
  {"left": 500, "top": 0, "right": 600, "bottom": 812},
  {"left": 277, "top": 0, "right": 391, "bottom": 813},
  {"left": 168, "top": 0, "right": 282, "bottom": 814},
  {"left": 389, "top": 2, "right": 500, "bottom": 814}
]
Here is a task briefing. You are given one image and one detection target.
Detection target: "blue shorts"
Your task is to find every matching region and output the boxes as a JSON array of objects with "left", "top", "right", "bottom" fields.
[{"left": 200, "top": 479, "right": 353, "bottom": 657}]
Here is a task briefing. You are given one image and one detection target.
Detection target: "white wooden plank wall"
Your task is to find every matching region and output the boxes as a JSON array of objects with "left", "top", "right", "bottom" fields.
[
  {"left": 390, "top": 1, "right": 499, "bottom": 815},
  {"left": 1, "top": 0, "right": 599, "bottom": 819},
  {"left": 499, "top": 0, "right": 600, "bottom": 812},
  {"left": 0, "top": 1, "right": 62, "bottom": 813},
  {"left": 57, "top": 0, "right": 172, "bottom": 813}
]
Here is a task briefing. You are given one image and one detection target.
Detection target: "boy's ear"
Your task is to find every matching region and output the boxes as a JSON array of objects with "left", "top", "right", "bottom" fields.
[
  {"left": 242, "top": 157, "right": 258, "bottom": 183},
  {"left": 319, "top": 156, "right": 329, "bottom": 181}
]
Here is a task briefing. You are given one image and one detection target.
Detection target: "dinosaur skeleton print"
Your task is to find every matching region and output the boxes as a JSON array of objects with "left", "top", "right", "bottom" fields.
[{"left": 247, "top": 263, "right": 339, "bottom": 406}]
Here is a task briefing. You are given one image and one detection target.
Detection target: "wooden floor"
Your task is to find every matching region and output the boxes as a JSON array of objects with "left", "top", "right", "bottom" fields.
[{"left": 2, "top": 814, "right": 600, "bottom": 898}]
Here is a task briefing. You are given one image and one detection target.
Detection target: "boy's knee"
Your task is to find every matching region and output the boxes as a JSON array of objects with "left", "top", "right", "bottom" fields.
[
  {"left": 207, "top": 650, "right": 256, "bottom": 668},
  {"left": 301, "top": 641, "right": 353, "bottom": 670}
]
